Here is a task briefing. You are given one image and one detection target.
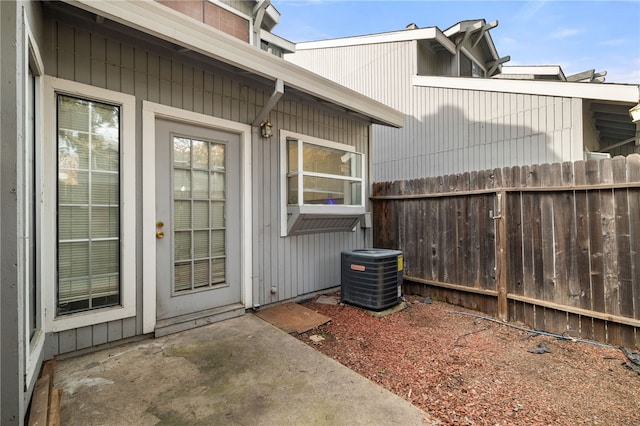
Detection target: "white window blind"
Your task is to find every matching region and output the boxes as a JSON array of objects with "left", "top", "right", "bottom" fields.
[
  {"left": 173, "top": 136, "right": 227, "bottom": 293},
  {"left": 57, "top": 95, "right": 120, "bottom": 314}
]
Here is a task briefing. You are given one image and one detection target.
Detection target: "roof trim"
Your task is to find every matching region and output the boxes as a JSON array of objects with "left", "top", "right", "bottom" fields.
[
  {"left": 413, "top": 75, "right": 640, "bottom": 103},
  {"left": 260, "top": 29, "right": 296, "bottom": 53},
  {"left": 500, "top": 65, "right": 566, "bottom": 80},
  {"left": 295, "top": 27, "right": 456, "bottom": 54},
  {"left": 63, "top": 0, "right": 404, "bottom": 128}
]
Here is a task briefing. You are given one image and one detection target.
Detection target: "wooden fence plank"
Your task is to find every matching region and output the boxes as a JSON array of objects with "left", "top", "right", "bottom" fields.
[
  {"left": 600, "top": 159, "right": 622, "bottom": 345},
  {"left": 627, "top": 155, "right": 640, "bottom": 322},
  {"left": 573, "top": 161, "right": 592, "bottom": 311},
  {"left": 586, "top": 159, "right": 606, "bottom": 342},
  {"left": 613, "top": 157, "right": 635, "bottom": 347},
  {"left": 496, "top": 191, "right": 509, "bottom": 320}
]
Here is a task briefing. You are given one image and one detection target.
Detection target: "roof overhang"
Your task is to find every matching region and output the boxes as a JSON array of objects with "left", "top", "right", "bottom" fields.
[
  {"left": 260, "top": 29, "right": 296, "bottom": 53},
  {"left": 295, "top": 27, "right": 456, "bottom": 54},
  {"left": 412, "top": 75, "right": 640, "bottom": 103},
  {"left": 498, "top": 66, "right": 567, "bottom": 81},
  {"left": 61, "top": 0, "right": 404, "bottom": 128}
]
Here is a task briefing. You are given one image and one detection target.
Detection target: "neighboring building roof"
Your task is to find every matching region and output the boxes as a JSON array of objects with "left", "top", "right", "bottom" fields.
[
  {"left": 294, "top": 19, "right": 506, "bottom": 77},
  {"left": 63, "top": 0, "right": 404, "bottom": 128},
  {"left": 295, "top": 26, "right": 457, "bottom": 54}
]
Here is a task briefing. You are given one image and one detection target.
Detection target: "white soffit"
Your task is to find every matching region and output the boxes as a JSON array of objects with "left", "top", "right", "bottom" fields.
[
  {"left": 413, "top": 75, "right": 640, "bottom": 103},
  {"left": 64, "top": 0, "right": 404, "bottom": 128}
]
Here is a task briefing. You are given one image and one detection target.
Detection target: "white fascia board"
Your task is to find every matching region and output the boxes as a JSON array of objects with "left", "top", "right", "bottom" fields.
[
  {"left": 260, "top": 29, "right": 295, "bottom": 53},
  {"left": 501, "top": 66, "right": 563, "bottom": 76},
  {"left": 296, "top": 27, "right": 440, "bottom": 50},
  {"left": 412, "top": 75, "right": 640, "bottom": 103},
  {"left": 65, "top": 0, "right": 404, "bottom": 128},
  {"left": 443, "top": 19, "right": 484, "bottom": 37}
]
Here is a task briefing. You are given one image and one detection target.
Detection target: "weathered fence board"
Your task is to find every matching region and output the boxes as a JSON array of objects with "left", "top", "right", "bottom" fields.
[{"left": 372, "top": 154, "right": 640, "bottom": 348}]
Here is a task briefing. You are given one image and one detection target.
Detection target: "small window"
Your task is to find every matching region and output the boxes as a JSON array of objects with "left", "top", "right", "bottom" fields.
[
  {"left": 286, "top": 139, "right": 363, "bottom": 206},
  {"left": 460, "top": 53, "right": 484, "bottom": 78},
  {"left": 280, "top": 130, "right": 366, "bottom": 236}
]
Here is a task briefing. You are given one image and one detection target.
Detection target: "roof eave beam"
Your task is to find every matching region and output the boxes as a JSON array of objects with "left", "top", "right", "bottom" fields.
[
  {"left": 472, "top": 20, "right": 498, "bottom": 48},
  {"left": 597, "top": 136, "right": 637, "bottom": 152},
  {"left": 487, "top": 55, "right": 511, "bottom": 76},
  {"left": 454, "top": 20, "right": 483, "bottom": 53},
  {"left": 252, "top": 78, "right": 284, "bottom": 126}
]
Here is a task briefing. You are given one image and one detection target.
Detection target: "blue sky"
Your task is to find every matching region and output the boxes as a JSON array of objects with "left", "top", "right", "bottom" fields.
[{"left": 272, "top": 0, "right": 640, "bottom": 84}]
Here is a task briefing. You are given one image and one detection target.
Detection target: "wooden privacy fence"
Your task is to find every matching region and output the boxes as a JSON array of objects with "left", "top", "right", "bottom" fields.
[{"left": 372, "top": 154, "right": 640, "bottom": 349}]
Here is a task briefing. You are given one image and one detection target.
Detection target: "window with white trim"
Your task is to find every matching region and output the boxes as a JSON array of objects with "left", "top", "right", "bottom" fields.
[
  {"left": 44, "top": 77, "right": 136, "bottom": 332},
  {"left": 56, "top": 95, "right": 121, "bottom": 314},
  {"left": 280, "top": 130, "right": 366, "bottom": 236}
]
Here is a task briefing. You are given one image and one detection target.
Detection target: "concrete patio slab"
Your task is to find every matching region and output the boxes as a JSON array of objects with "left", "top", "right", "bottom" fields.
[{"left": 55, "top": 313, "right": 430, "bottom": 425}]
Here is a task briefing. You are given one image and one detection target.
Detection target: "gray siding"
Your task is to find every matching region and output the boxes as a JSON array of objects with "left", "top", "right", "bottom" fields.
[
  {"left": 374, "top": 89, "right": 580, "bottom": 181},
  {"left": 43, "top": 8, "right": 371, "bottom": 356},
  {"left": 288, "top": 42, "right": 583, "bottom": 182}
]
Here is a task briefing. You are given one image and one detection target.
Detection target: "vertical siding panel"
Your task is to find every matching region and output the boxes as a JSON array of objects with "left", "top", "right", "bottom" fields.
[
  {"left": 58, "top": 330, "right": 76, "bottom": 354},
  {"left": 74, "top": 27, "right": 91, "bottom": 85},
  {"left": 57, "top": 22, "right": 75, "bottom": 80},
  {"left": 90, "top": 35, "right": 107, "bottom": 93},
  {"left": 147, "top": 54, "right": 160, "bottom": 103},
  {"left": 120, "top": 44, "right": 135, "bottom": 95},
  {"left": 107, "top": 320, "right": 123, "bottom": 342},
  {"left": 134, "top": 49, "right": 148, "bottom": 100},
  {"left": 122, "top": 317, "right": 137, "bottom": 339},
  {"left": 92, "top": 323, "right": 108, "bottom": 346},
  {"left": 75, "top": 327, "right": 93, "bottom": 350},
  {"left": 193, "top": 69, "right": 204, "bottom": 114},
  {"left": 182, "top": 65, "right": 194, "bottom": 112},
  {"left": 105, "top": 39, "right": 120, "bottom": 92},
  {"left": 159, "top": 57, "right": 172, "bottom": 106},
  {"left": 171, "top": 61, "right": 183, "bottom": 108},
  {"left": 203, "top": 70, "right": 214, "bottom": 116}
]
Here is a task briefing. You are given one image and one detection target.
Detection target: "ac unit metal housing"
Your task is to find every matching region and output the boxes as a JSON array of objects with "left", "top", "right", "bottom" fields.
[{"left": 341, "top": 249, "right": 403, "bottom": 311}]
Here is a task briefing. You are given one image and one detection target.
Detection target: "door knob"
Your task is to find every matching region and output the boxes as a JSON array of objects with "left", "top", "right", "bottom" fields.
[{"left": 156, "top": 230, "right": 165, "bottom": 239}]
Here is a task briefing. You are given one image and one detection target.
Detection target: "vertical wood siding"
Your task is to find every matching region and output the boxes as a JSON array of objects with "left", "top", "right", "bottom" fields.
[
  {"left": 44, "top": 13, "right": 370, "bottom": 355},
  {"left": 288, "top": 43, "right": 584, "bottom": 183}
]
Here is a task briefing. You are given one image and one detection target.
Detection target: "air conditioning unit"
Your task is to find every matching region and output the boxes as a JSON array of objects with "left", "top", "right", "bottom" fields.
[{"left": 341, "top": 249, "right": 403, "bottom": 311}]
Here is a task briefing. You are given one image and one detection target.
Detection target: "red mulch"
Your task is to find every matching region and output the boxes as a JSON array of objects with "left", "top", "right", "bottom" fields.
[{"left": 297, "top": 294, "right": 640, "bottom": 425}]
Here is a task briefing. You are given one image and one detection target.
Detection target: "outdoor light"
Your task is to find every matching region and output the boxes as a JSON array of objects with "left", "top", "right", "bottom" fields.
[
  {"left": 630, "top": 103, "right": 640, "bottom": 123},
  {"left": 260, "top": 121, "right": 273, "bottom": 138}
]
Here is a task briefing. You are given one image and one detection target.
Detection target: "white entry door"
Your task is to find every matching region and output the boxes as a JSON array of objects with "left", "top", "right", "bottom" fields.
[{"left": 155, "top": 118, "right": 241, "bottom": 321}]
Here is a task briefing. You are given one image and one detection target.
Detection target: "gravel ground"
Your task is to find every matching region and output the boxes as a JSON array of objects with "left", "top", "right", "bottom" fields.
[{"left": 297, "top": 294, "right": 640, "bottom": 425}]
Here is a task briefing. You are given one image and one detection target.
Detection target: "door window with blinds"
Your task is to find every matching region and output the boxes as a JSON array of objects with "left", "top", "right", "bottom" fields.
[
  {"left": 172, "top": 135, "right": 227, "bottom": 292},
  {"left": 56, "top": 95, "right": 121, "bottom": 314}
]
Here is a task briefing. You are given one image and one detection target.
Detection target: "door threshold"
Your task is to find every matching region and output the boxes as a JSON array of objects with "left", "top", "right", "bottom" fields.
[{"left": 155, "top": 303, "right": 245, "bottom": 337}]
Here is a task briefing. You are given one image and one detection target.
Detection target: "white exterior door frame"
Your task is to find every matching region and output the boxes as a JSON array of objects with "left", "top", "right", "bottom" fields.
[{"left": 141, "top": 101, "right": 252, "bottom": 333}]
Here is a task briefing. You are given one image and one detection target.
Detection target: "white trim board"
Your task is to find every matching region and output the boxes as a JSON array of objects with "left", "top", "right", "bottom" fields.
[
  {"left": 64, "top": 0, "right": 404, "bottom": 128},
  {"left": 42, "top": 77, "right": 137, "bottom": 333},
  {"left": 141, "top": 101, "right": 253, "bottom": 333},
  {"left": 413, "top": 75, "right": 640, "bottom": 103}
]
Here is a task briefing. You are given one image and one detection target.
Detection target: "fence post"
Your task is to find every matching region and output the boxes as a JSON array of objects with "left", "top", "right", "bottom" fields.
[{"left": 496, "top": 190, "right": 509, "bottom": 321}]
